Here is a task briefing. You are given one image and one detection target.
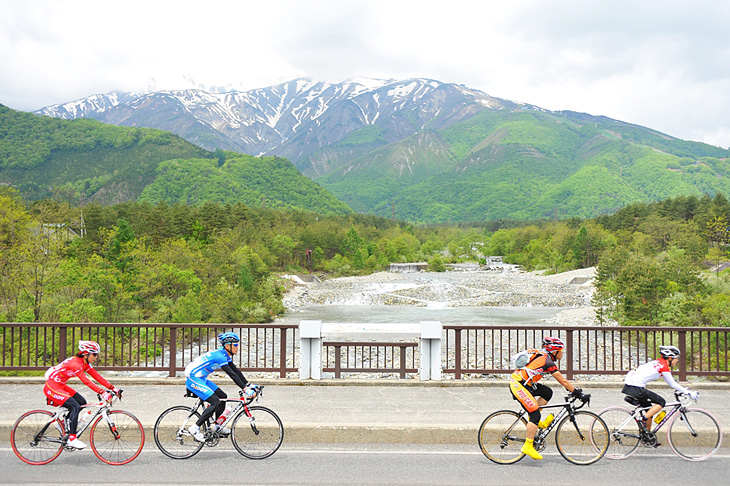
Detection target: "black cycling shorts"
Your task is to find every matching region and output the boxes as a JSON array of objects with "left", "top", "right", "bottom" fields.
[{"left": 622, "top": 384, "right": 666, "bottom": 408}]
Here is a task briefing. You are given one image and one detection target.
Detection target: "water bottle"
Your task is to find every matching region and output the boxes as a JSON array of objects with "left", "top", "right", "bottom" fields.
[
  {"left": 79, "top": 408, "right": 94, "bottom": 427},
  {"left": 654, "top": 410, "right": 666, "bottom": 424},
  {"left": 538, "top": 413, "right": 554, "bottom": 429},
  {"left": 215, "top": 408, "right": 232, "bottom": 426}
]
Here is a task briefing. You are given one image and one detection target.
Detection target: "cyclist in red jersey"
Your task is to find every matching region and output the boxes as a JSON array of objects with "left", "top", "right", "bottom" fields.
[{"left": 43, "top": 340, "right": 121, "bottom": 449}]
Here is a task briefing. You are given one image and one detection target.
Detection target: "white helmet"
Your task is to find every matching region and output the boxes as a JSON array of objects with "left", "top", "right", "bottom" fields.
[
  {"left": 659, "top": 345, "right": 680, "bottom": 359},
  {"left": 78, "top": 340, "right": 100, "bottom": 355}
]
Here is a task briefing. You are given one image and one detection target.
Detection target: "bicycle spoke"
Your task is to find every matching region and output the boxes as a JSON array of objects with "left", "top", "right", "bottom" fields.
[
  {"left": 154, "top": 406, "right": 205, "bottom": 459},
  {"left": 597, "top": 407, "right": 641, "bottom": 460},
  {"left": 668, "top": 409, "right": 722, "bottom": 461},
  {"left": 11, "top": 410, "right": 65, "bottom": 466},
  {"left": 90, "top": 411, "right": 145, "bottom": 465},
  {"left": 555, "top": 411, "right": 608, "bottom": 465},
  {"left": 231, "top": 406, "right": 283, "bottom": 459},
  {"left": 478, "top": 411, "right": 527, "bottom": 465}
]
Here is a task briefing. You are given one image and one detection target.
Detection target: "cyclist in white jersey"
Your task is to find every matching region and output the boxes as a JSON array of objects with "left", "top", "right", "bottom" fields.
[
  {"left": 184, "top": 332, "right": 257, "bottom": 441},
  {"left": 623, "top": 345, "right": 699, "bottom": 431}
]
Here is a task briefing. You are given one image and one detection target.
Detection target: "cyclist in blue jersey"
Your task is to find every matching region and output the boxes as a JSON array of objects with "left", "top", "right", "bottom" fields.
[{"left": 185, "top": 332, "right": 258, "bottom": 442}]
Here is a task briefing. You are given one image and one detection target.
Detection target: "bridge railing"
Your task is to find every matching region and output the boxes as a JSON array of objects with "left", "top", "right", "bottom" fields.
[
  {"left": 0, "top": 323, "right": 298, "bottom": 378},
  {"left": 444, "top": 325, "right": 730, "bottom": 380},
  {"left": 3, "top": 323, "right": 729, "bottom": 380}
]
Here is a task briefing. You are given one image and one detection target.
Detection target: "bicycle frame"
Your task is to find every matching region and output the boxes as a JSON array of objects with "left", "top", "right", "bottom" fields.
[
  {"left": 504, "top": 395, "right": 588, "bottom": 448},
  {"left": 43, "top": 395, "right": 119, "bottom": 444},
  {"left": 616, "top": 397, "right": 688, "bottom": 439},
  {"left": 178, "top": 390, "right": 261, "bottom": 440}
]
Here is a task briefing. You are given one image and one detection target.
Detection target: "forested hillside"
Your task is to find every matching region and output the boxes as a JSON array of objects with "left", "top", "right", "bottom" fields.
[
  {"left": 319, "top": 110, "right": 730, "bottom": 222},
  {"left": 483, "top": 193, "right": 730, "bottom": 327},
  {"left": 0, "top": 105, "right": 351, "bottom": 215}
]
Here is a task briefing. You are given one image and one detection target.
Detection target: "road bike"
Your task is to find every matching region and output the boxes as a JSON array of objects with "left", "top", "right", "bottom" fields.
[
  {"left": 478, "top": 391, "right": 609, "bottom": 465},
  {"left": 598, "top": 391, "right": 722, "bottom": 461},
  {"left": 11, "top": 390, "right": 144, "bottom": 465},
  {"left": 154, "top": 384, "right": 283, "bottom": 459}
]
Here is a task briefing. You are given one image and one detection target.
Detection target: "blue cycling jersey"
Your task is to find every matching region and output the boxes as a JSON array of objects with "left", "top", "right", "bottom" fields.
[{"left": 185, "top": 348, "right": 232, "bottom": 378}]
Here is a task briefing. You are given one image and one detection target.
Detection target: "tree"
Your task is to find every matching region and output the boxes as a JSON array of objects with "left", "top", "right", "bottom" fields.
[
  {"left": 705, "top": 214, "right": 729, "bottom": 278},
  {"left": 0, "top": 190, "right": 33, "bottom": 319}
]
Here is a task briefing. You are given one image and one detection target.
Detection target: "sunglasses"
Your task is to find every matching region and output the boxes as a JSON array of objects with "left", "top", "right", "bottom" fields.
[{"left": 229, "top": 343, "right": 239, "bottom": 348}]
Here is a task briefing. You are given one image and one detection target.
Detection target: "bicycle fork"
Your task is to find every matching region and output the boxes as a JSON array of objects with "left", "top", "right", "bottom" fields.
[{"left": 242, "top": 405, "right": 260, "bottom": 435}]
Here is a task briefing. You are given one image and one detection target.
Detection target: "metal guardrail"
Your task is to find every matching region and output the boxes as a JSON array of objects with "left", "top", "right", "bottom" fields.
[
  {"left": 444, "top": 325, "right": 730, "bottom": 380},
  {"left": 3, "top": 323, "right": 729, "bottom": 380},
  {"left": 323, "top": 341, "right": 418, "bottom": 378},
  {"left": 0, "top": 323, "right": 298, "bottom": 378}
]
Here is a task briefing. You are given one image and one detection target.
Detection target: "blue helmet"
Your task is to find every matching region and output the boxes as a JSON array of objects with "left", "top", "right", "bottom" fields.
[{"left": 218, "top": 332, "right": 240, "bottom": 346}]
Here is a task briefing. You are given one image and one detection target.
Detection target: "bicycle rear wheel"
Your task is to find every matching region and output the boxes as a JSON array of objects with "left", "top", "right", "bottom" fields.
[
  {"left": 555, "top": 411, "right": 608, "bottom": 465},
  {"left": 154, "top": 406, "right": 205, "bottom": 459},
  {"left": 11, "top": 410, "right": 65, "bottom": 465},
  {"left": 478, "top": 410, "right": 527, "bottom": 465},
  {"left": 89, "top": 410, "right": 145, "bottom": 465},
  {"left": 231, "top": 406, "right": 284, "bottom": 459},
  {"left": 667, "top": 408, "right": 722, "bottom": 461},
  {"left": 597, "top": 406, "right": 641, "bottom": 459}
]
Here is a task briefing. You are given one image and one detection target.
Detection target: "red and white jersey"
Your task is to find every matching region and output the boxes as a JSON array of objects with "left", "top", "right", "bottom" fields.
[
  {"left": 45, "top": 356, "right": 112, "bottom": 394},
  {"left": 624, "top": 358, "right": 689, "bottom": 394}
]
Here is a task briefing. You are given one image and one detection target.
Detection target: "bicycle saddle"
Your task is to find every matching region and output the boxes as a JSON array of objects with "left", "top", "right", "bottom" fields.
[{"left": 624, "top": 396, "right": 641, "bottom": 406}]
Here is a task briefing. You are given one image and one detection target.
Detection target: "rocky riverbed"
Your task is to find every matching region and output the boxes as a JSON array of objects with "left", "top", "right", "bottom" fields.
[{"left": 283, "top": 266, "right": 603, "bottom": 327}]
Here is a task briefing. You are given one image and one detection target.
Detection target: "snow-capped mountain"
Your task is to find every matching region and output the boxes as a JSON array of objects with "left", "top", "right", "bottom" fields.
[{"left": 36, "top": 78, "right": 536, "bottom": 176}]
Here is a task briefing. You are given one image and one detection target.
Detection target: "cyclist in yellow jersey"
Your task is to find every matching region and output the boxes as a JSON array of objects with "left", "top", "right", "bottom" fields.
[{"left": 509, "top": 337, "right": 586, "bottom": 460}]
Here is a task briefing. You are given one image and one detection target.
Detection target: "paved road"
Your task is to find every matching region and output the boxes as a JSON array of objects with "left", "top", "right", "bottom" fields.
[
  {"left": 2, "top": 379, "right": 728, "bottom": 444},
  {"left": 1, "top": 444, "right": 729, "bottom": 485}
]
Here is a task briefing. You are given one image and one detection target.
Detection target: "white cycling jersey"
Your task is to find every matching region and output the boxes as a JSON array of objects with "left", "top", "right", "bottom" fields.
[{"left": 625, "top": 358, "right": 689, "bottom": 394}]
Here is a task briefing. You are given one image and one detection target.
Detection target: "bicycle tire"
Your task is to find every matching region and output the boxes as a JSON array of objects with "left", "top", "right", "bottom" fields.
[
  {"left": 597, "top": 406, "right": 641, "bottom": 460},
  {"left": 667, "top": 408, "right": 722, "bottom": 462},
  {"left": 11, "top": 410, "right": 65, "bottom": 465},
  {"left": 231, "top": 406, "right": 284, "bottom": 459},
  {"left": 478, "top": 410, "right": 527, "bottom": 465},
  {"left": 89, "top": 410, "right": 145, "bottom": 465},
  {"left": 154, "top": 406, "right": 205, "bottom": 459},
  {"left": 554, "top": 411, "right": 609, "bottom": 465}
]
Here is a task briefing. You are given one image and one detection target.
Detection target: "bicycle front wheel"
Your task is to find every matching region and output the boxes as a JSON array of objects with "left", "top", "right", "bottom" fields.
[
  {"left": 154, "top": 406, "right": 204, "bottom": 459},
  {"left": 597, "top": 406, "right": 641, "bottom": 460},
  {"left": 89, "top": 410, "right": 145, "bottom": 465},
  {"left": 668, "top": 408, "right": 722, "bottom": 461},
  {"left": 11, "top": 410, "right": 65, "bottom": 465},
  {"left": 555, "top": 411, "right": 609, "bottom": 465},
  {"left": 231, "top": 406, "right": 284, "bottom": 459},
  {"left": 478, "top": 410, "right": 527, "bottom": 465}
]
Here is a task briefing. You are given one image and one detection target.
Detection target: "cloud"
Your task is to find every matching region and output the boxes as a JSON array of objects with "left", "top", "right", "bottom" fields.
[{"left": 1, "top": 0, "right": 729, "bottom": 148}]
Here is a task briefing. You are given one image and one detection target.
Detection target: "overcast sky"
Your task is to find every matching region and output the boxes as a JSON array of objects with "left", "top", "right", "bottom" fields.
[{"left": 2, "top": 0, "right": 730, "bottom": 149}]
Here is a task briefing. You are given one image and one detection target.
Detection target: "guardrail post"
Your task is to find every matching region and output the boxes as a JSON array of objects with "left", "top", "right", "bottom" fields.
[
  {"left": 399, "top": 345, "right": 407, "bottom": 379},
  {"left": 565, "top": 329, "right": 574, "bottom": 380},
  {"left": 299, "top": 320, "right": 322, "bottom": 379},
  {"left": 419, "top": 321, "right": 442, "bottom": 380},
  {"left": 169, "top": 327, "right": 177, "bottom": 378},
  {"left": 279, "top": 327, "right": 287, "bottom": 378},
  {"left": 678, "top": 330, "right": 687, "bottom": 381},
  {"left": 334, "top": 345, "right": 342, "bottom": 378},
  {"left": 454, "top": 328, "right": 462, "bottom": 380},
  {"left": 58, "top": 326, "right": 68, "bottom": 362}
]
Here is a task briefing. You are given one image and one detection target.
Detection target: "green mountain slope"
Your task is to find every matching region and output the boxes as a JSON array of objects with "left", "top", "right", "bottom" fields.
[
  {"left": 316, "top": 109, "right": 730, "bottom": 222},
  {"left": 139, "top": 155, "right": 351, "bottom": 214},
  {"left": 0, "top": 105, "right": 352, "bottom": 215}
]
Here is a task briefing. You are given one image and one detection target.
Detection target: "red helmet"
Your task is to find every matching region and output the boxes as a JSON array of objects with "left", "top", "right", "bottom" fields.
[
  {"left": 542, "top": 337, "right": 565, "bottom": 354},
  {"left": 78, "top": 340, "right": 100, "bottom": 355}
]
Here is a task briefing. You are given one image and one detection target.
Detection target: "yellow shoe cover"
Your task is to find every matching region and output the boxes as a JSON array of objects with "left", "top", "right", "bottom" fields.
[{"left": 521, "top": 441, "right": 543, "bottom": 460}]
